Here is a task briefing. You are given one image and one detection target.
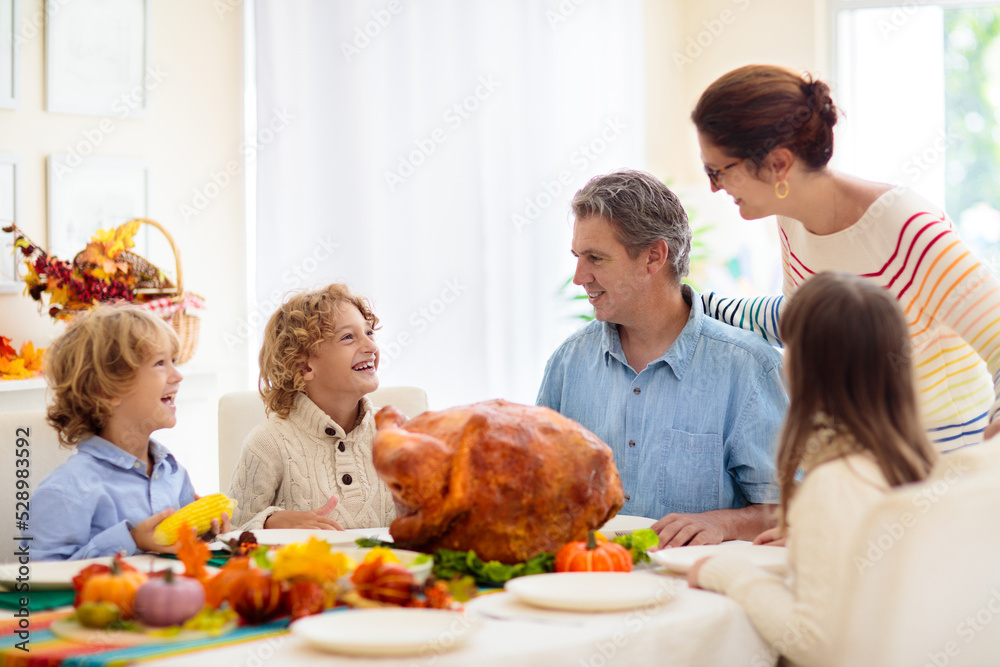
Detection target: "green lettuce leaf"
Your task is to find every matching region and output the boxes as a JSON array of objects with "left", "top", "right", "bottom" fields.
[
  {"left": 431, "top": 548, "right": 555, "bottom": 587},
  {"left": 611, "top": 528, "right": 658, "bottom": 564}
]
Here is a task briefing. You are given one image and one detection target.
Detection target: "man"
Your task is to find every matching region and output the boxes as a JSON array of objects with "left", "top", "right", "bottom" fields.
[{"left": 536, "top": 169, "right": 787, "bottom": 547}]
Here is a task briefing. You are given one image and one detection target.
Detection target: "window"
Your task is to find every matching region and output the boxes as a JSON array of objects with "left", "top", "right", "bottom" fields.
[{"left": 834, "top": 1, "right": 1000, "bottom": 274}]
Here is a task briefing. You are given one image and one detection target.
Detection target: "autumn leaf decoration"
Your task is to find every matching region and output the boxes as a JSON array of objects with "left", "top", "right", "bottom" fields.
[
  {"left": 176, "top": 524, "right": 212, "bottom": 585},
  {"left": 0, "top": 337, "right": 44, "bottom": 380},
  {"left": 0, "top": 336, "right": 14, "bottom": 360},
  {"left": 271, "top": 537, "right": 355, "bottom": 583},
  {"left": 77, "top": 220, "right": 141, "bottom": 281}
]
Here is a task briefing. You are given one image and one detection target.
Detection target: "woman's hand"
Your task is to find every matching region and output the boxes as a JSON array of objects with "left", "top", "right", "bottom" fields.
[
  {"left": 752, "top": 526, "right": 787, "bottom": 547},
  {"left": 263, "top": 495, "right": 343, "bottom": 530},
  {"left": 131, "top": 508, "right": 178, "bottom": 554},
  {"left": 687, "top": 556, "right": 712, "bottom": 589},
  {"left": 984, "top": 419, "right": 1000, "bottom": 442}
]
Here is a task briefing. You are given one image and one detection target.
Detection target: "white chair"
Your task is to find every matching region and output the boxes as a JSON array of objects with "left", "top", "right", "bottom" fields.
[
  {"left": 0, "top": 411, "right": 73, "bottom": 563},
  {"left": 833, "top": 443, "right": 1000, "bottom": 666},
  {"left": 217, "top": 386, "right": 429, "bottom": 491},
  {"left": 930, "top": 433, "right": 1000, "bottom": 477}
]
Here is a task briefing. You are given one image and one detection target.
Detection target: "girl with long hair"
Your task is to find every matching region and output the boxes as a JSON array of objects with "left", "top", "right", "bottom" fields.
[{"left": 688, "top": 272, "right": 937, "bottom": 666}]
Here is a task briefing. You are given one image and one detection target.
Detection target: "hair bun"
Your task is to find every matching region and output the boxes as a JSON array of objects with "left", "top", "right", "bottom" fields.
[
  {"left": 693, "top": 64, "right": 838, "bottom": 170},
  {"left": 802, "top": 77, "right": 837, "bottom": 128}
]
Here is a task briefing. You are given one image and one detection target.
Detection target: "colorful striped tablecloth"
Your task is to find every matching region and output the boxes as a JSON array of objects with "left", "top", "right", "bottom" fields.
[{"left": 0, "top": 611, "right": 289, "bottom": 667}]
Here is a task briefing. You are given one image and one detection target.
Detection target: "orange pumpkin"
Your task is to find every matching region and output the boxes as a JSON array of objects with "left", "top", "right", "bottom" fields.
[
  {"left": 555, "top": 531, "right": 632, "bottom": 572},
  {"left": 352, "top": 556, "right": 416, "bottom": 605},
  {"left": 79, "top": 557, "right": 149, "bottom": 619},
  {"left": 229, "top": 568, "right": 286, "bottom": 623},
  {"left": 287, "top": 580, "right": 327, "bottom": 620},
  {"left": 72, "top": 559, "right": 141, "bottom": 607}
]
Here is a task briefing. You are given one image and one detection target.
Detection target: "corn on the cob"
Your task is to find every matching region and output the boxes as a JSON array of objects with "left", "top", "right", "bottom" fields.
[{"left": 153, "top": 494, "right": 237, "bottom": 546}]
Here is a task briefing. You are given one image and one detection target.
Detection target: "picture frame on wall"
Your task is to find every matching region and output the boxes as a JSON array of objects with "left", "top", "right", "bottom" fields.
[
  {"left": 0, "top": 0, "right": 17, "bottom": 109},
  {"left": 45, "top": 0, "right": 150, "bottom": 116},
  {"left": 46, "top": 154, "right": 150, "bottom": 262},
  {"left": 0, "top": 153, "right": 19, "bottom": 293}
]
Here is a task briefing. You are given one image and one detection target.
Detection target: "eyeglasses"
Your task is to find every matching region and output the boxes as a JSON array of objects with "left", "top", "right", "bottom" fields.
[{"left": 703, "top": 160, "right": 743, "bottom": 188}]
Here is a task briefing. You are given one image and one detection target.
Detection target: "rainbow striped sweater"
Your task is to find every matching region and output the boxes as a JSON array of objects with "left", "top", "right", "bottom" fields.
[{"left": 701, "top": 187, "right": 1000, "bottom": 452}]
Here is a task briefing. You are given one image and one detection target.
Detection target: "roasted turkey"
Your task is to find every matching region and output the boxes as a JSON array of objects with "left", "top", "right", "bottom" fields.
[{"left": 372, "top": 399, "right": 624, "bottom": 563}]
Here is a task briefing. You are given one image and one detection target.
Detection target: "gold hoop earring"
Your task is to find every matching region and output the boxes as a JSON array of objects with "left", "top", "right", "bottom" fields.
[{"left": 775, "top": 180, "right": 790, "bottom": 199}]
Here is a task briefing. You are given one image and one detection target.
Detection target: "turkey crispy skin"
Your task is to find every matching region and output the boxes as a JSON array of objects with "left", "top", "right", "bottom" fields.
[{"left": 372, "top": 399, "right": 624, "bottom": 563}]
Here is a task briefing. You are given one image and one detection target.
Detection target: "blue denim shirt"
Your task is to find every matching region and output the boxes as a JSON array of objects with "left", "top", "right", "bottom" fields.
[
  {"left": 536, "top": 285, "right": 786, "bottom": 520},
  {"left": 25, "top": 435, "right": 196, "bottom": 561}
]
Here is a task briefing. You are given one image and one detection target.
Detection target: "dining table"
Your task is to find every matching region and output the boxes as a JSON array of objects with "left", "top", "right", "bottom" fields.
[
  {"left": 1, "top": 528, "right": 779, "bottom": 667},
  {"left": 144, "top": 579, "right": 774, "bottom": 667}
]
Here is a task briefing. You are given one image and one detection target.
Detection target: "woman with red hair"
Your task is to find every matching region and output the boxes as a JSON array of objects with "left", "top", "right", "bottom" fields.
[{"left": 692, "top": 64, "right": 1000, "bottom": 451}]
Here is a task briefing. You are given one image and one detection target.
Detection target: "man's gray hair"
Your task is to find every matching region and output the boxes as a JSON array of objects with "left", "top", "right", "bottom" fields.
[{"left": 571, "top": 169, "right": 692, "bottom": 280}]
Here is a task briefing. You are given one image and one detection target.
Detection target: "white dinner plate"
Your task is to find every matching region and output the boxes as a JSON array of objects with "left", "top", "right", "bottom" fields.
[
  {"left": 504, "top": 572, "right": 675, "bottom": 612},
  {"left": 292, "top": 608, "right": 481, "bottom": 657},
  {"left": 599, "top": 514, "right": 657, "bottom": 535},
  {"left": 49, "top": 617, "right": 237, "bottom": 646},
  {"left": 216, "top": 527, "right": 388, "bottom": 550},
  {"left": 0, "top": 555, "right": 188, "bottom": 591},
  {"left": 649, "top": 541, "right": 788, "bottom": 574}
]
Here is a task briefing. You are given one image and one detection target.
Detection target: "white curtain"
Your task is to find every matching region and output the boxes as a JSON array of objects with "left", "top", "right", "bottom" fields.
[{"left": 254, "top": 0, "right": 646, "bottom": 408}]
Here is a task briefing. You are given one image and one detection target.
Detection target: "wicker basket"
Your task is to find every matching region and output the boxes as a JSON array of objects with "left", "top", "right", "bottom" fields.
[{"left": 75, "top": 218, "right": 201, "bottom": 365}]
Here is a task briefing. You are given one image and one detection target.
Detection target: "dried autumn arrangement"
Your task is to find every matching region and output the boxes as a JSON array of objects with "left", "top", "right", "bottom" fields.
[
  {"left": 4, "top": 219, "right": 205, "bottom": 363},
  {"left": 5, "top": 221, "right": 167, "bottom": 320}
]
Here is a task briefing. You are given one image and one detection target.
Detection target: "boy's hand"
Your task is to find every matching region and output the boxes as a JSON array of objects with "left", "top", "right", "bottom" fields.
[
  {"left": 192, "top": 494, "right": 234, "bottom": 540},
  {"left": 263, "top": 495, "right": 343, "bottom": 530},
  {"left": 132, "top": 508, "right": 178, "bottom": 554},
  {"left": 207, "top": 512, "right": 233, "bottom": 538}
]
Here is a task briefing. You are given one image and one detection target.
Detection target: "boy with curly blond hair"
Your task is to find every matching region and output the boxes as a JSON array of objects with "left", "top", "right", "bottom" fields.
[
  {"left": 28, "top": 305, "right": 227, "bottom": 560},
  {"left": 229, "top": 284, "right": 395, "bottom": 530}
]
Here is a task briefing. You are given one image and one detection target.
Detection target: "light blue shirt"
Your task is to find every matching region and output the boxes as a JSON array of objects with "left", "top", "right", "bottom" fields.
[
  {"left": 536, "top": 285, "right": 787, "bottom": 520},
  {"left": 24, "top": 435, "right": 196, "bottom": 561}
]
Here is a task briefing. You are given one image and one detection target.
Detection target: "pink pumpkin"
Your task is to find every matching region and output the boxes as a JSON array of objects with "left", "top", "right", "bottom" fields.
[{"left": 134, "top": 569, "right": 206, "bottom": 628}]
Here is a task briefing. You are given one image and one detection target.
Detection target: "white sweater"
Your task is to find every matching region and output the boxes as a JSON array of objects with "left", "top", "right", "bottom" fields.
[
  {"left": 696, "top": 451, "right": 889, "bottom": 667},
  {"left": 228, "top": 393, "right": 395, "bottom": 530}
]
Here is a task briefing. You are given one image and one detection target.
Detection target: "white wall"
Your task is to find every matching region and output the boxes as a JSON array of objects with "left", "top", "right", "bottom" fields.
[
  {"left": 0, "top": 0, "right": 246, "bottom": 375},
  {"left": 0, "top": 0, "right": 247, "bottom": 491},
  {"left": 646, "top": 0, "right": 827, "bottom": 185}
]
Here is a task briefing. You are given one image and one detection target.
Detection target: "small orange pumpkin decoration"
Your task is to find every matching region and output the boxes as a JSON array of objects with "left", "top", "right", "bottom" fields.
[
  {"left": 555, "top": 531, "right": 632, "bottom": 572},
  {"left": 73, "top": 561, "right": 128, "bottom": 607},
  {"left": 351, "top": 556, "right": 416, "bottom": 605},
  {"left": 229, "top": 568, "right": 286, "bottom": 623},
  {"left": 287, "top": 580, "right": 327, "bottom": 620},
  {"left": 79, "top": 556, "right": 149, "bottom": 619}
]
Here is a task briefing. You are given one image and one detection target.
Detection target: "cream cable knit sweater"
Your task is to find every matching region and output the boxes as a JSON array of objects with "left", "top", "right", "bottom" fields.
[
  {"left": 228, "top": 393, "right": 395, "bottom": 530},
  {"left": 696, "top": 452, "right": 889, "bottom": 667}
]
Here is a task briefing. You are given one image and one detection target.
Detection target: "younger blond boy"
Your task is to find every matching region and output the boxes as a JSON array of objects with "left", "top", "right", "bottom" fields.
[{"left": 28, "top": 306, "right": 213, "bottom": 560}]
